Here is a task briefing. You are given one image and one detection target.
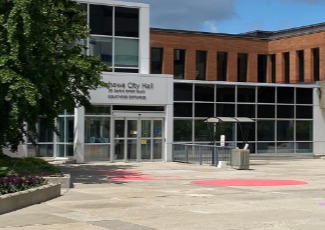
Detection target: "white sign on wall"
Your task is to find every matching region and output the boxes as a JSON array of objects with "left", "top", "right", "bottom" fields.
[{"left": 90, "top": 73, "right": 173, "bottom": 105}]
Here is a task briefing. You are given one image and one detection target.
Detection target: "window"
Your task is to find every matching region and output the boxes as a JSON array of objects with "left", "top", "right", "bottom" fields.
[
  {"left": 217, "top": 52, "right": 227, "bottom": 81},
  {"left": 258, "top": 54, "right": 267, "bottom": 82},
  {"left": 270, "top": 54, "right": 276, "bottom": 83},
  {"left": 237, "top": 53, "right": 248, "bottom": 82},
  {"left": 174, "top": 49, "right": 185, "bottom": 79},
  {"left": 90, "top": 5, "right": 113, "bottom": 35},
  {"left": 115, "top": 7, "right": 139, "bottom": 37},
  {"left": 151, "top": 48, "right": 163, "bottom": 74},
  {"left": 89, "top": 36, "right": 113, "bottom": 66},
  {"left": 312, "top": 48, "right": 320, "bottom": 81},
  {"left": 283, "top": 52, "right": 290, "bottom": 83},
  {"left": 196, "top": 51, "right": 206, "bottom": 80},
  {"left": 114, "top": 38, "right": 139, "bottom": 68},
  {"left": 297, "top": 50, "right": 304, "bottom": 82}
]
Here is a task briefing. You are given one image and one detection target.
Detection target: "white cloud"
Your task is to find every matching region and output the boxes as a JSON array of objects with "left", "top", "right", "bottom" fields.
[{"left": 119, "top": 0, "right": 237, "bottom": 31}]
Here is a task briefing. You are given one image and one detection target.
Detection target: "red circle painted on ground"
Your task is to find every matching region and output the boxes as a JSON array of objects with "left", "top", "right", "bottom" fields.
[{"left": 191, "top": 179, "right": 307, "bottom": 187}]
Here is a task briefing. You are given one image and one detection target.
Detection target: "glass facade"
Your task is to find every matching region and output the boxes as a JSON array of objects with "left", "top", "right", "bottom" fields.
[
  {"left": 174, "top": 81, "right": 314, "bottom": 154},
  {"left": 83, "top": 3, "right": 140, "bottom": 72}
]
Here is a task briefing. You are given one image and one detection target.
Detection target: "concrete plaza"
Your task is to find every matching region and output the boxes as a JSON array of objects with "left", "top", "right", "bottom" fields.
[{"left": 1, "top": 159, "right": 325, "bottom": 230}]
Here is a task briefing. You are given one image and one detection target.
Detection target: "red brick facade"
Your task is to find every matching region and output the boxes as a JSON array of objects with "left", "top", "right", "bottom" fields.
[{"left": 150, "top": 27, "right": 325, "bottom": 83}]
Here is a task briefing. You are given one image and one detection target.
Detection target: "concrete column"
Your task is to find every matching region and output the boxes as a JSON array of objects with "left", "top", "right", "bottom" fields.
[
  {"left": 74, "top": 107, "right": 85, "bottom": 163},
  {"left": 227, "top": 52, "right": 237, "bottom": 82},
  {"left": 247, "top": 53, "right": 257, "bottom": 82}
]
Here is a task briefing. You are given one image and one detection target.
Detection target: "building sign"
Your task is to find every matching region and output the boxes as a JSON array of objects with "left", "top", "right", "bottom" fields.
[
  {"left": 107, "top": 82, "right": 154, "bottom": 100},
  {"left": 90, "top": 73, "right": 173, "bottom": 105}
]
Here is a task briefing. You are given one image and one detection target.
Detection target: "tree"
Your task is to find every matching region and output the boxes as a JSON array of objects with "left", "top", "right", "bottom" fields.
[{"left": 0, "top": 0, "right": 107, "bottom": 154}]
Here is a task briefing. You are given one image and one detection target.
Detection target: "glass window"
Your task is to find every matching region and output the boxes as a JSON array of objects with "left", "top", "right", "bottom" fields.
[
  {"left": 85, "top": 145, "right": 110, "bottom": 161},
  {"left": 237, "top": 53, "right": 248, "bottom": 82},
  {"left": 38, "top": 119, "right": 53, "bottom": 142},
  {"left": 85, "top": 117, "right": 110, "bottom": 143},
  {"left": 216, "top": 85, "right": 235, "bottom": 102},
  {"left": 296, "top": 121, "right": 312, "bottom": 141},
  {"left": 237, "top": 122, "right": 255, "bottom": 142},
  {"left": 174, "top": 120, "right": 192, "bottom": 141},
  {"left": 214, "top": 123, "right": 236, "bottom": 142},
  {"left": 277, "top": 105, "right": 294, "bottom": 118},
  {"left": 153, "top": 120, "right": 162, "bottom": 138},
  {"left": 277, "top": 87, "right": 294, "bottom": 104},
  {"left": 174, "top": 103, "right": 192, "bottom": 117},
  {"left": 195, "top": 84, "right": 214, "bottom": 102},
  {"left": 195, "top": 120, "right": 209, "bottom": 141},
  {"left": 296, "top": 142, "right": 313, "bottom": 153},
  {"left": 257, "top": 143, "right": 275, "bottom": 154},
  {"left": 238, "top": 86, "right": 255, "bottom": 102},
  {"left": 114, "top": 68, "right": 138, "bottom": 73},
  {"left": 237, "top": 104, "right": 255, "bottom": 118},
  {"left": 270, "top": 54, "right": 276, "bottom": 83},
  {"left": 115, "top": 7, "right": 139, "bottom": 37},
  {"left": 277, "top": 121, "right": 294, "bottom": 141},
  {"left": 89, "top": 36, "right": 112, "bottom": 66},
  {"left": 257, "top": 120, "right": 275, "bottom": 141},
  {"left": 174, "top": 83, "right": 193, "bottom": 101},
  {"left": 195, "top": 103, "right": 214, "bottom": 117},
  {"left": 217, "top": 52, "right": 227, "bottom": 81},
  {"left": 258, "top": 87, "right": 275, "bottom": 103},
  {"left": 216, "top": 104, "right": 235, "bottom": 117},
  {"left": 89, "top": 5, "right": 112, "bottom": 35},
  {"left": 277, "top": 142, "right": 294, "bottom": 153},
  {"left": 296, "top": 88, "right": 313, "bottom": 104},
  {"left": 57, "top": 117, "right": 74, "bottom": 143},
  {"left": 283, "top": 52, "right": 290, "bottom": 83},
  {"left": 174, "top": 49, "right": 186, "bottom": 79},
  {"left": 115, "top": 38, "right": 138, "bottom": 67},
  {"left": 196, "top": 51, "right": 206, "bottom": 80},
  {"left": 85, "top": 105, "right": 111, "bottom": 115},
  {"left": 312, "top": 48, "right": 320, "bottom": 81},
  {"left": 258, "top": 105, "right": 275, "bottom": 118},
  {"left": 296, "top": 106, "right": 313, "bottom": 119},
  {"left": 258, "top": 54, "right": 267, "bottom": 83},
  {"left": 151, "top": 48, "right": 163, "bottom": 74},
  {"left": 297, "top": 50, "right": 304, "bottom": 82}
]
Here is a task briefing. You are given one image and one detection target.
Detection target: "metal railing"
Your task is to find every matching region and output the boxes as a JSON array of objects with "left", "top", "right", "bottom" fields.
[{"left": 172, "top": 143, "right": 233, "bottom": 166}]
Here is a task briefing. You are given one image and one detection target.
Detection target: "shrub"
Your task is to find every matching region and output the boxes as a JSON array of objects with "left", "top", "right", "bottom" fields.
[{"left": 0, "top": 175, "right": 47, "bottom": 195}]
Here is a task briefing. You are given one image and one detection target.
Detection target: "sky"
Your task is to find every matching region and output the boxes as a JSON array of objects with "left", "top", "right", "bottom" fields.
[{"left": 119, "top": 0, "right": 325, "bottom": 34}]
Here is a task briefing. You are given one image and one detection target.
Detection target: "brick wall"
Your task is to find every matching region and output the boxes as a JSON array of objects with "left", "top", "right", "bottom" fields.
[{"left": 150, "top": 29, "right": 325, "bottom": 83}]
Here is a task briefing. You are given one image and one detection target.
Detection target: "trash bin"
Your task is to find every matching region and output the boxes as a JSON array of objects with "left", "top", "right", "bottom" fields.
[{"left": 231, "top": 149, "right": 250, "bottom": 170}]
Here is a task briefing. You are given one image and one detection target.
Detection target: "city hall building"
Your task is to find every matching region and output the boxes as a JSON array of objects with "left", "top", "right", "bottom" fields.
[{"left": 5, "top": 0, "right": 325, "bottom": 162}]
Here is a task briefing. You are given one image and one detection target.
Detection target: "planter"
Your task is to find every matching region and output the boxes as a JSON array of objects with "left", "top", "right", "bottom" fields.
[
  {"left": 0, "top": 183, "right": 61, "bottom": 215},
  {"left": 43, "top": 174, "right": 71, "bottom": 188}
]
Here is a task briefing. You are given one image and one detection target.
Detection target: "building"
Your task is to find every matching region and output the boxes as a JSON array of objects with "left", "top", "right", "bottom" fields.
[{"left": 5, "top": 0, "right": 325, "bottom": 161}]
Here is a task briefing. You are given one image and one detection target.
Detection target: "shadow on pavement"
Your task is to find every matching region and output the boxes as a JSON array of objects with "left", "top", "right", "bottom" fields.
[{"left": 57, "top": 164, "right": 139, "bottom": 186}]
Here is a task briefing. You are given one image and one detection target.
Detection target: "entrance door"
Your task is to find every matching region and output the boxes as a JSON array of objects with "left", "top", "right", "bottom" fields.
[{"left": 113, "top": 118, "right": 163, "bottom": 161}]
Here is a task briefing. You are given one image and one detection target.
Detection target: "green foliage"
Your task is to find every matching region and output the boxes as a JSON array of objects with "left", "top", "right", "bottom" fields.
[
  {"left": 0, "top": 0, "right": 107, "bottom": 151},
  {"left": 0, "top": 157, "right": 60, "bottom": 176}
]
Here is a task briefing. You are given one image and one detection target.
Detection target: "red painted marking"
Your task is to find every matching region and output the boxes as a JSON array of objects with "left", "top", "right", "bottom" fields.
[{"left": 191, "top": 179, "right": 307, "bottom": 187}]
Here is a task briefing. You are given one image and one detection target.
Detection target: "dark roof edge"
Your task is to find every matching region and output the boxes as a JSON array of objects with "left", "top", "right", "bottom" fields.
[{"left": 151, "top": 22, "right": 325, "bottom": 40}]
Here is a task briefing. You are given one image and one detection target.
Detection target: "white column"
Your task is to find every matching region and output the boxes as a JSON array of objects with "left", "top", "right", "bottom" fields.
[
  {"left": 139, "top": 5, "right": 150, "bottom": 74},
  {"left": 74, "top": 107, "right": 85, "bottom": 163}
]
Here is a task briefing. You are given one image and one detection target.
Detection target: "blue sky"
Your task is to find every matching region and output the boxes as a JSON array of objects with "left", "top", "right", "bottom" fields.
[{"left": 121, "top": 0, "right": 325, "bottom": 34}]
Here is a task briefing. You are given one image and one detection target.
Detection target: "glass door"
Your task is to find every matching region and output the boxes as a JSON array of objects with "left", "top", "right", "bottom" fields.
[{"left": 113, "top": 118, "right": 164, "bottom": 161}]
